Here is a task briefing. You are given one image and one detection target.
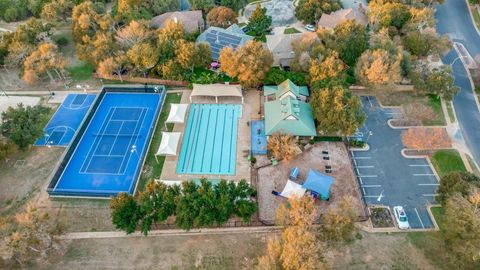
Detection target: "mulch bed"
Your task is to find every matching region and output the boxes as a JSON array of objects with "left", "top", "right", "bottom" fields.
[{"left": 369, "top": 207, "right": 394, "bottom": 228}]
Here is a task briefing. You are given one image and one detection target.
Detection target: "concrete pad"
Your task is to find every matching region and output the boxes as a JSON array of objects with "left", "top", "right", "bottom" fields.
[{"left": 0, "top": 95, "right": 41, "bottom": 114}]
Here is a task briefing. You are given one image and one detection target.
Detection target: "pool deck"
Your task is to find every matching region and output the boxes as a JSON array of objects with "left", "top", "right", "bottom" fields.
[{"left": 160, "top": 89, "right": 260, "bottom": 183}]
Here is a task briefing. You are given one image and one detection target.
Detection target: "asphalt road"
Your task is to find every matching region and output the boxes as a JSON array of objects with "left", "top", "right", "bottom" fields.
[
  {"left": 352, "top": 97, "right": 437, "bottom": 229},
  {"left": 436, "top": 0, "right": 480, "bottom": 165}
]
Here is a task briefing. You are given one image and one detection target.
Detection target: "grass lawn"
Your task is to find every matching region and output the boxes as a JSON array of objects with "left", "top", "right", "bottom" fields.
[
  {"left": 423, "top": 94, "right": 446, "bottom": 126},
  {"left": 446, "top": 101, "right": 455, "bottom": 123},
  {"left": 471, "top": 5, "right": 480, "bottom": 31},
  {"left": 431, "top": 149, "right": 467, "bottom": 177},
  {"left": 284, "top": 27, "right": 301, "bottom": 34},
  {"left": 67, "top": 62, "right": 95, "bottom": 82},
  {"left": 138, "top": 92, "right": 182, "bottom": 191},
  {"left": 377, "top": 93, "right": 446, "bottom": 126},
  {"left": 407, "top": 206, "right": 450, "bottom": 270}
]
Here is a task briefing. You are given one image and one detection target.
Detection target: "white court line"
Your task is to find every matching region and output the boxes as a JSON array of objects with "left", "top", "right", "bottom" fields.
[
  {"left": 358, "top": 175, "right": 378, "bottom": 178},
  {"left": 354, "top": 157, "right": 372, "bottom": 160},
  {"left": 357, "top": 165, "right": 374, "bottom": 168},
  {"left": 414, "top": 174, "right": 435, "bottom": 176},
  {"left": 358, "top": 177, "right": 363, "bottom": 185},
  {"left": 422, "top": 194, "right": 439, "bottom": 197},
  {"left": 91, "top": 154, "right": 126, "bottom": 158},
  {"left": 418, "top": 183, "right": 439, "bottom": 186},
  {"left": 409, "top": 164, "right": 430, "bottom": 167},
  {"left": 414, "top": 208, "right": 425, "bottom": 229},
  {"left": 361, "top": 185, "right": 381, "bottom": 187}
]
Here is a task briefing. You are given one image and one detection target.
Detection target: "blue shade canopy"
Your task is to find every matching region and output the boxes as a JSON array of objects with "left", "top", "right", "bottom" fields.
[{"left": 302, "top": 169, "right": 335, "bottom": 200}]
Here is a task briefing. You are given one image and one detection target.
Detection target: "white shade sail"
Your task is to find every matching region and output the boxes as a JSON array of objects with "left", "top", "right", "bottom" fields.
[
  {"left": 280, "top": 180, "right": 306, "bottom": 199},
  {"left": 156, "top": 132, "right": 181, "bottom": 156},
  {"left": 190, "top": 83, "right": 244, "bottom": 103},
  {"left": 166, "top": 104, "right": 188, "bottom": 124}
]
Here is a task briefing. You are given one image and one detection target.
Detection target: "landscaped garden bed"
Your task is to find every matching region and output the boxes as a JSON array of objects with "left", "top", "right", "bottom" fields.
[{"left": 369, "top": 207, "right": 394, "bottom": 228}]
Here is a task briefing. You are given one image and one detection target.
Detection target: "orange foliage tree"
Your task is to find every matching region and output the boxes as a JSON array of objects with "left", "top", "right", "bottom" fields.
[{"left": 401, "top": 127, "right": 451, "bottom": 150}]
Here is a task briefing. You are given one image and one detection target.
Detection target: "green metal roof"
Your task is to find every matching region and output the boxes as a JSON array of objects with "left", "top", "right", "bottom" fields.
[
  {"left": 264, "top": 96, "right": 316, "bottom": 136},
  {"left": 263, "top": 79, "right": 309, "bottom": 97}
]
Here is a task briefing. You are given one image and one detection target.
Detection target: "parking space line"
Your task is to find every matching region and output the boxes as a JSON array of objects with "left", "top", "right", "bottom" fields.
[
  {"left": 418, "top": 183, "right": 439, "bottom": 186},
  {"left": 358, "top": 175, "right": 378, "bottom": 178},
  {"left": 361, "top": 185, "right": 381, "bottom": 187},
  {"left": 353, "top": 157, "right": 371, "bottom": 160},
  {"left": 358, "top": 177, "right": 363, "bottom": 185},
  {"left": 414, "top": 208, "right": 425, "bottom": 229},
  {"left": 356, "top": 165, "right": 374, "bottom": 168},
  {"left": 363, "top": 195, "right": 383, "bottom": 198},
  {"left": 409, "top": 164, "right": 430, "bottom": 167},
  {"left": 422, "top": 194, "right": 438, "bottom": 197},
  {"left": 414, "top": 174, "right": 435, "bottom": 176}
]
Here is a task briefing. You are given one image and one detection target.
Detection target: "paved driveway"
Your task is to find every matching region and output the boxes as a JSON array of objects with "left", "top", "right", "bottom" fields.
[
  {"left": 436, "top": 0, "right": 480, "bottom": 165},
  {"left": 351, "top": 97, "right": 438, "bottom": 229}
]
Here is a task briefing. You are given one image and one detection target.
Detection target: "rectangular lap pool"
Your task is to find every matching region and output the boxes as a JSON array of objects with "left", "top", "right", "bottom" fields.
[
  {"left": 176, "top": 104, "right": 241, "bottom": 175},
  {"left": 49, "top": 91, "right": 164, "bottom": 197}
]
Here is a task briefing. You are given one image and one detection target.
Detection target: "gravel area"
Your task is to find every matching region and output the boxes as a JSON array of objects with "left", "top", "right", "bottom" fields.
[{"left": 256, "top": 142, "right": 366, "bottom": 223}]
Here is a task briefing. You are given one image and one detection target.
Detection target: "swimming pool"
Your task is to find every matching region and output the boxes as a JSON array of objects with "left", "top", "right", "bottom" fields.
[
  {"left": 49, "top": 91, "right": 164, "bottom": 197},
  {"left": 176, "top": 104, "right": 241, "bottom": 175}
]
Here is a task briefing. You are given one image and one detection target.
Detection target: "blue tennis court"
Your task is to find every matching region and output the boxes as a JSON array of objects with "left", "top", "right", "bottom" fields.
[
  {"left": 52, "top": 92, "right": 164, "bottom": 196},
  {"left": 177, "top": 104, "right": 240, "bottom": 175},
  {"left": 35, "top": 93, "right": 96, "bottom": 147}
]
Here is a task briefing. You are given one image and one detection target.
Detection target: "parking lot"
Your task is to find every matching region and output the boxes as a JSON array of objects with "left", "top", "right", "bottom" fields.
[{"left": 351, "top": 96, "right": 438, "bottom": 229}]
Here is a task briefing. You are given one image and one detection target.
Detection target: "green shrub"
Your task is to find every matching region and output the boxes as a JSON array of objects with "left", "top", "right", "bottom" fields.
[
  {"left": 263, "top": 67, "right": 306, "bottom": 86},
  {"left": 348, "top": 139, "right": 365, "bottom": 148},
  {"left": 3, "top": 7, "right": 18, "bottom": 22},
  {"left": 54, "top": 35, "right": 69, "bottom": 46}
]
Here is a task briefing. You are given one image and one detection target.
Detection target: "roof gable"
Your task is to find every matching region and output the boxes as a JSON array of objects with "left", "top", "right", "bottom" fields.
[{"left": 264, "top": 96, "right": 316, "bottom": 136}]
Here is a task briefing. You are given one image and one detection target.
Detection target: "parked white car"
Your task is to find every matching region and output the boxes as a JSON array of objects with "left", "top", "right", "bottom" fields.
[
  {"left": 393, "top": 206, "right": 410, "bottom": 229},
  {"left": 304, "top": 24, "right": 316, "bottom": 32}
]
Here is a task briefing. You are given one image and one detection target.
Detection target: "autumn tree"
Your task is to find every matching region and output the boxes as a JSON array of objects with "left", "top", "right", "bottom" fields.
[
  {"left": 219, "top": 40, "right": 273, "bottom": 87},
  {"left": 110, "top": 193, "right": 141, "bottom": 234},
  {"left": 437, "top": 172, "right": 480, "bottom": 206},
  {"left": 367, "top": 0, "right": 412, "bottom": 30},
  {"left": 41, "top": 0, "right": 74, "bottom": 22},
  {"left": 1, "top": 104, "right": 50, "bottom": 149},
  {"left": 97, "top": 55, "right": 129, "bottom": 81},
  {"left": 115, "top": 20, "right": 152, "bottom": 49},
  {"left": 1, "top": 18, "right": 53, "bottom": 67},
  {"left": 247, "top": 3, "right": 272, "bottom": 38},
  {"left": 127, "top": 43, "right": 158, "bottom": 76},
  {"left": 257, "top": 196, "right": 330, "bottom": 270},
  {"left": 309, "top": 52, "right": 346, "bottom": 83},
  {"left": 442, "top": 192, "right": 480, "bottom": 269},
  {"left": 310, "top": 85, "right": 365, "bottom": 136},
  {"left": 401, "top": 127, "right": 451, "bottom": 150},
  {"left": 355, "top": 49, "right": 402, "bottom": 86},
  {"left": 22, "top": 42, "right": 67, "bottom": 84},
  {"left": 295, "top": 0, "right": 341, "bottom": 24},
  {"left": 207, "top": 6, "right": 238, "bottom": 28},
  {"left": 267, "top": 134, "right": 302, "bottom": 161},
  {"left": 321, "top": 196, "right": 357, "bottom": 242},
  {"left": 6, "top": 204, "right": 65, "bottom": 266}
]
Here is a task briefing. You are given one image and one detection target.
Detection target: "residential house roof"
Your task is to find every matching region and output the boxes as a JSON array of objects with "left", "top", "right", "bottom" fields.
[
  {"left": 317, "top": 8, "right": 367, "bottom": 29},
  {"left": 266, "top": 33, "right": 303, "bottom": 66},
  {"left": 150, "top": 10, "right": 204, "bottom": 33},
  {"left": 196, "top": 24, "right": 253, "bottom": 60}
]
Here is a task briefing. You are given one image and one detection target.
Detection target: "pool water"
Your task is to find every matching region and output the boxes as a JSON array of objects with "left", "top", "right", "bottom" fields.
[{"left": 177, "top": 104, "right": 241, "bottom": 175}]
